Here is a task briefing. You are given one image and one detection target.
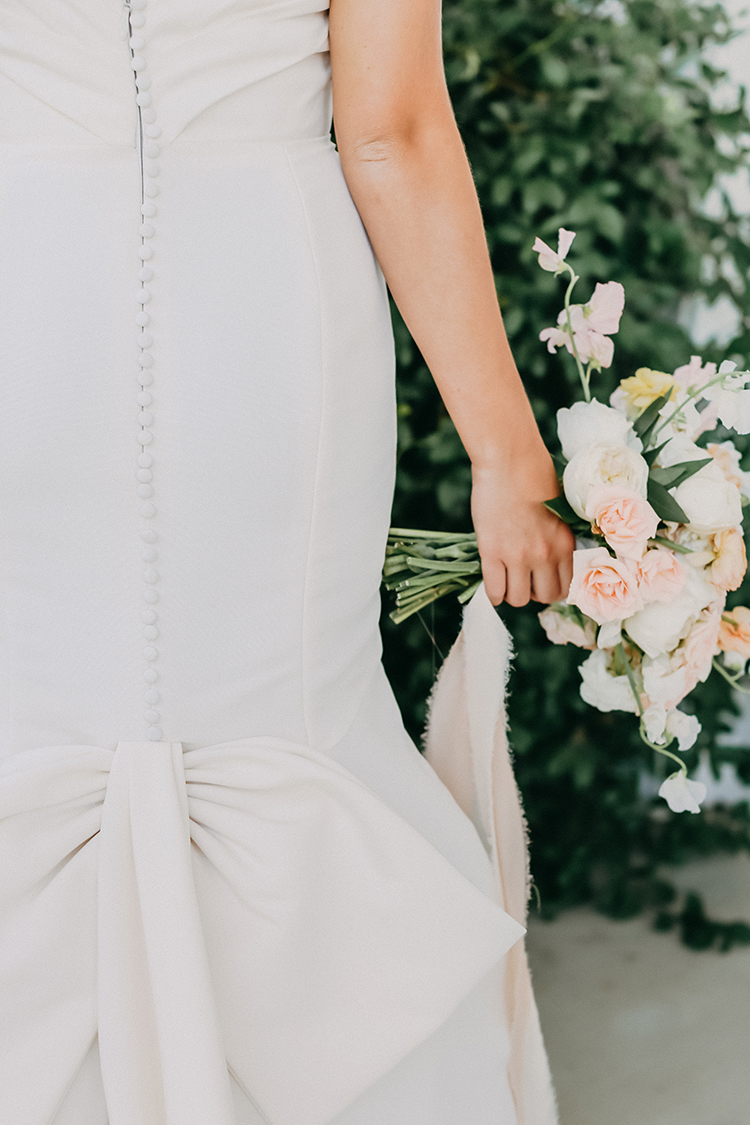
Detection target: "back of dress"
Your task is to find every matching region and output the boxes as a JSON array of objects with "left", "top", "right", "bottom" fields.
[
  {"left": 0, "top": 5, "right": 541, "bottom": 1125},
  {"left": 0, "top": 0, "right": 396, "bottom": 755}
]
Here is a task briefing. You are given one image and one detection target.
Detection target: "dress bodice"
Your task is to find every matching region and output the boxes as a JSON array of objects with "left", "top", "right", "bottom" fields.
[{"left": 0, "top": 0, "right": 332, "bottom": 145}]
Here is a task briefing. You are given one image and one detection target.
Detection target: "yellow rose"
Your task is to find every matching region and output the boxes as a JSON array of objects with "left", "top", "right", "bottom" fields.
[{"left": 619, "top": 368, "right": 676, "bottom": 412}]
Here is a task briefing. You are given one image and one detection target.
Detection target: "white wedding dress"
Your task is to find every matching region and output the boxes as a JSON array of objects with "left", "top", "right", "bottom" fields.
[{"left": 0, "top": 3, "right": 557, "bottom": 1124}]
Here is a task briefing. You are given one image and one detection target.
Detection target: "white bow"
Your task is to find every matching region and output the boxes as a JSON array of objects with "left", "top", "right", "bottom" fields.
[{"left": 0, "top": 733, "right": 523, "bottom": 1125}]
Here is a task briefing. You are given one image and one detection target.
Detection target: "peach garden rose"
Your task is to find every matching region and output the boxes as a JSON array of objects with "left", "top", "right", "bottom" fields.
[
  {"left": 585, "top": 485, "right": 659, "bottom": 561},
  {"left": 567, "top": 547, "right": 642, "bottom": 624}
]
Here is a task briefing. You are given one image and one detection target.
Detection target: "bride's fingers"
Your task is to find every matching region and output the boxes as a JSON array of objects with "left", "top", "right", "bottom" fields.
[
  {"left": 530, "top": 565, "right": 560, "bottom": 605},
  {"left": 482, "top": 560, "right": 507, "bottom": 606},
  {"left": 504, "top": 565, "right": 531, "bottom": 608},
  {"left": 558, "top": 555, "right": 574, "bottom": 601}
]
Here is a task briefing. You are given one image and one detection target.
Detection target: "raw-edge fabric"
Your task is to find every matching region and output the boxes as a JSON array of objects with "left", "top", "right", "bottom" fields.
[{"left": 424, "top": 584, "right": 559, "bottom": 1125}]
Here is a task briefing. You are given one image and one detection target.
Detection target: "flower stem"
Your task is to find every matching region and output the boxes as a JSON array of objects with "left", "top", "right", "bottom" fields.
[
  {"left": 561, "top": 264, "right": 590, "bottom": 402},
  {"left": 712, "top": 656, "right": 750, "bottom": 695},
  {"left": 651, "top": 371, "right": 729, "bottom": 440},
  {"left": 617, "top": 642, "right": 643, "bottom": 717}
]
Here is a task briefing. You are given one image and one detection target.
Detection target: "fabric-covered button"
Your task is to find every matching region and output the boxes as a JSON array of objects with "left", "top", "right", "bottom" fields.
[
  {"left": 142, "top": 109, "right": 157, "bottom": 125},
  {"left": 138, "top": 353, "right": 154, "bottom": 369},
  {"left": 144, "top": 667, "right": 159, "bottom": 683},
  {"left": 143, "top": 143, "right": 160, "bottom": 159},
  {"left": 144, "top": 179, "right": 159, "bottom": 195},
  {"left": 142, "top": 609, "right": 157, "bottom": 624},
  {"left": 144, "top": 688, "right": 160, "bottom": 704},
  {"left": 141, "top": 200, "right": 157, "bottom": 217},
  {"left": 144, "top": 161, "right": 160, "bottom": 178},
  {"left": 143, "top": 588, "right": 159, "bottom": 604},
  {"left": 137, "top": 267, "right": 153, "bottom": 282},
  {"left": 138, "top": 245, "right": 153, "bottom": 261},
  {"left": 139, "top": 504, "right": 156, "bottom": 519},
  {"left": 136, "top": 91, "right": 152, "bottom": 107},
  {"left": 143, "top": 626, "right": 159, "bottom": 642},
  {"left": 137, "top": 333, "right": 153, "bottom": 348},
  {"left": 136, "top": 287, "right": 151, "bottom": 303},
  {"left": 129, "top": 34, "right": 145, "bottom": 49},
  {"left": 143, "top": 567, "right": 159, "bottom": 584},
  {"left": 138, "top": 429, "right": 154, "bottom": 444},
  {"left": 147, "top": 726, "right": 163, "bottom": 741},
  {"left": 140, "top": 223, "right": 155, "bottom": 238},
  {"left": 131, "top": 0, "right": 147, "bottom": 11},
  {"left": 146, "top": 125, "right": 161, "bottom": 139},
  {"left": 141, "top": 546, "right": 157, "bottom": 562},
  {"left": 136, "top": 73, "right": 152, "bottom": 90},
  {"left": 143, "top": 646, "right": 158, "bottom": 661},
  {"left": 138, "top": 371, "right": 154, "bottom": 387},
  {"left": 138, "top": 410, "right": 154, "bottom": 425},
  {"left": 135, "top": 310, "right": 150, "bottom": 326},
  {"left": 137, "top": 484, "right": 153, "bottom": 499},
  {"left": 131, "top": 56, "right": 146, "bottom": 72},
  {"left": 140, "top": 501, "right": 157, "bottom": 518},
  {"left": 144, "top": 708, "right": 160, "bottom": 723},
  {"left": 137, "top": 468, "right": 153, "bottom": 482},
  {"left": 130, "top": 11, "right": 145, "bottom": 26}
]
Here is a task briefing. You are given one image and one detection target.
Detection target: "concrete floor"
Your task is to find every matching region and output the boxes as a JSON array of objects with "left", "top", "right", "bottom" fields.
[{"left": 527, "top": 854, "right": 750, "bottom": 1125}]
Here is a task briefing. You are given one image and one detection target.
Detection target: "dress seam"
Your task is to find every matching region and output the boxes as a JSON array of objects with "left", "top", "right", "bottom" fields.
[{"left": 282, "top": 141, "right": 326, "bottom": 749}]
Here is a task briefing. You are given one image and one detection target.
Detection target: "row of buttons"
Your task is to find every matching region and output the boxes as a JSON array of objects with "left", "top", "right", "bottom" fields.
[{"left": 124, "top": 0, "right": 164, "bottom": 740}]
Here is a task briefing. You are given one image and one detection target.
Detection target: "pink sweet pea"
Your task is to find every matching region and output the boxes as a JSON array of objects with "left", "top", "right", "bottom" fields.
[
  {"left": 540, "top": 281, "right": 625, "bottom": 370},
  {"left": 533, "top": 228, "right": 576, "bottom": 273},
  {"left": 567, "top": 547, "right": 643, "bottom": 624},
  {"left": 585, "top": 485, "right": 659, "bottom": 560}
]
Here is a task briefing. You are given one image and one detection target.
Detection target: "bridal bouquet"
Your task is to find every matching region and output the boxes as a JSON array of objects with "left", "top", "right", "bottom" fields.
[{"left": 384, "top": 229, "right": 750, "bottom": 815}]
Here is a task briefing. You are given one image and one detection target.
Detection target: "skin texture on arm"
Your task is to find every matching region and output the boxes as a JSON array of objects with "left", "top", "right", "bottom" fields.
[{"left": 329, "top": 0, "right": 574, "bottom": 606}]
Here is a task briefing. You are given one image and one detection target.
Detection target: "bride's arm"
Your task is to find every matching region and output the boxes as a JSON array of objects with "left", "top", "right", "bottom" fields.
[{"left": 329, "top": 0, "right": 574, "bottom": 607}]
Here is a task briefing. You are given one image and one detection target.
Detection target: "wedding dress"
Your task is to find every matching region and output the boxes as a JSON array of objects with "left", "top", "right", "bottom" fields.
[{"left": 0, "top": 2, "right": 557, "bottom": 1123}]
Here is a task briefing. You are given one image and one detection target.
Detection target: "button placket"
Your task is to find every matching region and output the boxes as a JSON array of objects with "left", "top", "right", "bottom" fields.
[{"left": 124, "top": 0, "right": 164, "bottom": 742}]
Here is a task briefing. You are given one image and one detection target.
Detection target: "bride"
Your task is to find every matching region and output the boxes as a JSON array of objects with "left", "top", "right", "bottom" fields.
[{"left": 0, "top": 0, "right": 572, "bottom": 1123}]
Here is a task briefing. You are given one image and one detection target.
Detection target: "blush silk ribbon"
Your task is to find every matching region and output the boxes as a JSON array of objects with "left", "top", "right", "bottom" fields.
[
  {"left": 425, "top": 584, "right": 559, "bottom": 1125},
  {"left": 0, "top": 727, "right": 524, "bottom": 1125}
]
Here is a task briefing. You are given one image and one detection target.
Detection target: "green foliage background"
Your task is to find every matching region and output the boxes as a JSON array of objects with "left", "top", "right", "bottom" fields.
[{"left": 381, "top": 0, "right": 750, "bottom": 949}]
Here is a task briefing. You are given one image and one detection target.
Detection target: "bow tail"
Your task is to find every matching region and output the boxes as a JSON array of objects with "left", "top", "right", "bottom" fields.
[{"left": 97, "top": 741, "right": 235, "bottom": 1125}]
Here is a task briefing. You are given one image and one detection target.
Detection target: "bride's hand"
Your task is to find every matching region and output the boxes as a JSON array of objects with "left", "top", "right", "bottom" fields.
[{"left": 471, "top": 443, "right": 575, "bottom": 607}]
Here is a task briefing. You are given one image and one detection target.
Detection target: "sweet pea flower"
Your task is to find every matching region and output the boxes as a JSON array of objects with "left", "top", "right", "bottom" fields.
[
  {"left": 717, "top": 605, "right": 750, "bottom": 656},
  {"left": 541, "top": 282, "right": 625, "bottom": 370},
  {"left": 666, "top": 709, "right": 702, "bottom": 751},
  {"left": 702, "top": 362, "right": 750, "bottom": 434},
  {"left": 578, "top": 649, "right": 639, "bottom": 713},
  {"left": 673, "top": 355, "right": 716, "bottom": 392},
  {"left": 707, "top": 441, "right": 750, "bottom": 499},
  {"left": 658, "top": 771, "right": 707, "bottom": 814},
  {"left": 563, "top": 442, "right": 649, "bottom": 518},
  {"left": 532, "top": 228, "right": 576, "bottom": 273},
  {"left": 568, "top": 547, "right": 643, "bottom": 624},
  {"left": 585, "top": 485, "right": 659, "bottom": 560},
  {"left": 711, "top": 528, "right": 747, "bottom": 592},
  {"left": 641, "top": 705, "right": 669, "bottom": 744},
  {"left": 538, "top": 605, "right": 597, "bottom": 648},
  {"left": 641, "top": 653, "right": 689, "bottom": 711}
]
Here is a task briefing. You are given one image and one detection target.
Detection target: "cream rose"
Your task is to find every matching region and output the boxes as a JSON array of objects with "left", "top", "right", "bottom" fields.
[
  {"left": 563, "top": 443, "right": 649, "bottom": 519},
  {"left": 538, "top": 605, "right": 597, "bottom": 649},
  {"left": 670, "top": 456, "right": 743, "bottom": 533},
  {"left": 556, "top": 400, "right": 642, "bottom": 461},
  {"left": 579, "top": 649, "right": 639, "bottom": 713},
  {"left": 567, "top": 547, "right": 643, "bottom": 624},
  {"left": 711, "top": 528, "right": 747, "bottom": 592},
  {"left": 585, "top": 485, "right": 659, "bottom": 560},
  {"left": 636, "top": 548, "right": 686, "bottom": 604}
]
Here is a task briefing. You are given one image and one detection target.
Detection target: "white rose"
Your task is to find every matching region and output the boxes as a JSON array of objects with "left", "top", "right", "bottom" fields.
[
  {"left": 658, "top": 771, "right": 706, "bottom": 814},
  {"left": 579, "top": 649, "right": 638, "bottom": 713},
  {"left": 672, "top": 472, "right": 743, "bottom": 533},
  {"left": 666, "top": 709, "right": 701, "bottom": 751},
  {"left": 563, "top": 443, "right": 649, "bottom": 518},
  {"left": 655, "top": 435, "right": 707, "bottom": 468},
  {"left": 625, "top": 564, "right": 713, "bottom": 659},
  {"left": 557, "top": 399, "right": 642, "bottom": 461}
]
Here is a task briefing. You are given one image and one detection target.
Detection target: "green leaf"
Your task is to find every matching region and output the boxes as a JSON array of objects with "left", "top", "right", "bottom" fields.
[
  {"left": 649, "top": 457, "right": 711, "bottom": 490},
  {"left": 643, "top": 441, "right": 669, "bottom": 467},
  {"left": 633, "top": 392, "right": 672, "bottom": 442},
  {"left": 647, "top": 478, "right": 689, "bottom": 524},
  {"left": 544, "top": 495, "right": 586, "bottom": 527}
]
